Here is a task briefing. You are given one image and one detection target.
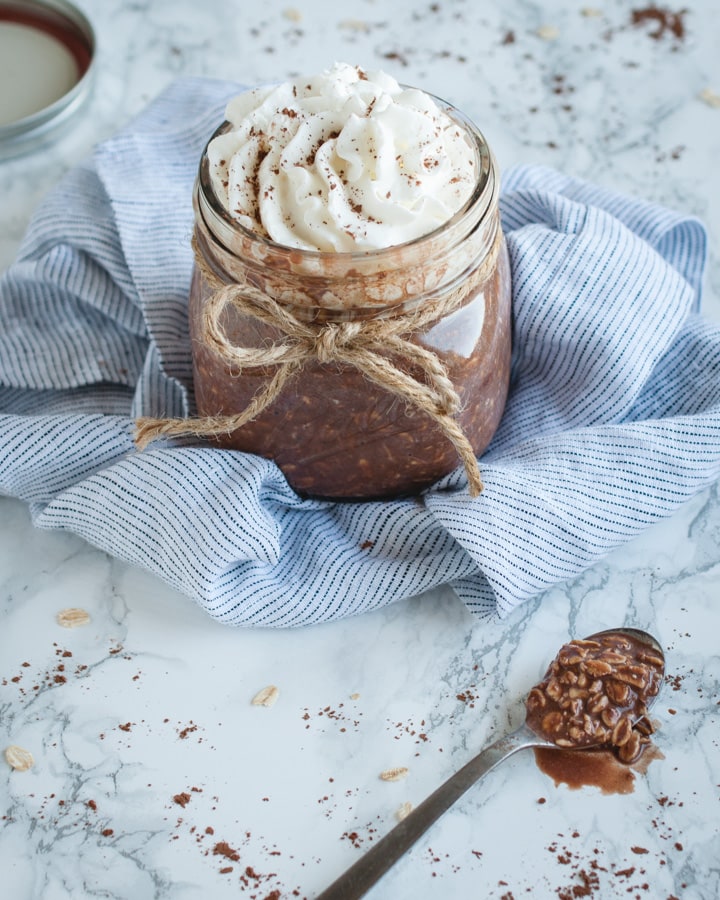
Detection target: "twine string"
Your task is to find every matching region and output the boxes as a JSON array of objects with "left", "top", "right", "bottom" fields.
[{"left": 134, "top": 226, "right": 502, "bottom": 497}]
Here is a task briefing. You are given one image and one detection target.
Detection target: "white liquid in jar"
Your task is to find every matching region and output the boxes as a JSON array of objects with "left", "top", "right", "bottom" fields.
[{"left": 0, "top": 22, "right": 79, "bottom": 126}]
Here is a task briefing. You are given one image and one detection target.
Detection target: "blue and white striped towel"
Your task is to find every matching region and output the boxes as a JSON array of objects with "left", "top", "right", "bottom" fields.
[{"left": 1, "top": 78, "right": 718, "bottom": 626}]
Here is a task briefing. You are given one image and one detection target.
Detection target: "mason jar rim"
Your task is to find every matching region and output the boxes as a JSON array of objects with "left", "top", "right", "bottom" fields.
[{"left": 195, "top": 90, "right": 498, "bottom": 264}]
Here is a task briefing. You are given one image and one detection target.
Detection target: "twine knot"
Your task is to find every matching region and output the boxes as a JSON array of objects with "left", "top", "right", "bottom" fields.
[{"left": 313, "top": 322, "right": 361, "bottom": 364}]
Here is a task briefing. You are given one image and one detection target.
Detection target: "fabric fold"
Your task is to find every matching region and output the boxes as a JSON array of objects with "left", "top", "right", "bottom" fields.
[{"left": 1, "top": 77, "right": 718, "bottom": 627}]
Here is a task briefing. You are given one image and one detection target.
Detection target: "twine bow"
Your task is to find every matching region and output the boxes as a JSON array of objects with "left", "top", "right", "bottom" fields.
[{"left": 134, "top": 231, "right": 499, "bottom": 497}]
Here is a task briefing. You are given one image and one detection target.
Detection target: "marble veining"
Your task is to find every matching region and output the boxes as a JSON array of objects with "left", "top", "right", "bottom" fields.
[{"left": 2, "top": 0, "right": 720, "bottom": 898}]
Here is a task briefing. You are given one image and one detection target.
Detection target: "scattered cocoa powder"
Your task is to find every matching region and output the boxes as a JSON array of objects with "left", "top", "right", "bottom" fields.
[
  {"left": 213, "top": 840, "right": 240, "bottom": 861},
  {"left": 302, "top": 702, "right": 362, "bottom": 733},
  {"left": 631, "top": 6, "right": 687, "bottom": 41},
  {"left": 455, "top": 688, "right": 478, "bottom": 707},
  {"left": 342, "top": 830, "right": 362, "bottom": 849}
]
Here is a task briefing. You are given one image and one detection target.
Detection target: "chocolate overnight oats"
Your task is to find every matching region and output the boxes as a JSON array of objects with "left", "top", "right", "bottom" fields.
[
  {"left": 525, "top": 632, "right": 664, "bottom": 764},
  {"left": 142, "top": 63, "right": 512, "bottom": 499}
]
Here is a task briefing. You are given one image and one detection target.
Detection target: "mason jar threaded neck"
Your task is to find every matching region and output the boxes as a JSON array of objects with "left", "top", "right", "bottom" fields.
[{"left": 193, "top": 95, "right": 500, "bottom": 314}]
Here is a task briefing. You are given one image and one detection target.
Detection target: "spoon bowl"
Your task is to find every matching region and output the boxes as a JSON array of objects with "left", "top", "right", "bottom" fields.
[
  {"left": 524, "top": 626, "right": 665, "bottom": 758},
  {"left": 316, "top": 627, "right": 665, "bottom": 900},
  {"left": 592, "top": 625, "right": 664, "bottom": 659}
]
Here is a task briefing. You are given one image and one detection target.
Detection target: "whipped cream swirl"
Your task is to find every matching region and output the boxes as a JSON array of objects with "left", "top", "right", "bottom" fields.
[{"left": 207, "top": 63, "right": 478, "bottom": 252}]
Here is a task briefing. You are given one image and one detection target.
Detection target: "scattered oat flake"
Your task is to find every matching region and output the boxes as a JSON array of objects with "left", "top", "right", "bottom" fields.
[
  {"left": 396, "top": 801, "right": 413, "bottom": 821},
  {"left": 380, "top": 766, "right": 409, "bottom": 782},
  {"left": 536, "top": 24, "right": 560, "bottom": 39},
  {"left": 56, "top": 607, "right": 91, "bottom": 628},
  {"left": 252, "top": 685, "right": 280, "bottom": 707},
  {"left": 699, "top": 88, "right": 720, "bottom": 108},
  {"left": 581, "top": 6, "right": 603, "bottom": 16},
  {"left": 338, "top": 18, "right": 371, "bottom": 32},
  {"left": 350, "top": 693, "right": 361, "bottom": 700},
  {"left": 282, "top": 7, "right": 301, "bottom": 21},
  {"left": 5, "top": 745, "right": 34, "bottom": 771}
]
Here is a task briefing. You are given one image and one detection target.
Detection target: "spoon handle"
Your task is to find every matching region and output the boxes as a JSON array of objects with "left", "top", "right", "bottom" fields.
[{"left": 316, "top": 722, "right": 541, "bottom": 900}]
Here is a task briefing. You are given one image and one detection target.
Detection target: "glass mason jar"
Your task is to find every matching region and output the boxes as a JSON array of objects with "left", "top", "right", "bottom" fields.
[{"left": 188, "top": 101, "right": 512, "bottom": 500}]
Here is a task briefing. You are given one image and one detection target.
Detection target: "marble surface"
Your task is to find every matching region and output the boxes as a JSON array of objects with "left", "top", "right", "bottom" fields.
[{"left": 1, "top": 1, "right": 720, "bottom": 898}]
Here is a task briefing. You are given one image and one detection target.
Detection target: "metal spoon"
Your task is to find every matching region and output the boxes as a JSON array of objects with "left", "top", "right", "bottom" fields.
[{"left": 316, "top": 627, "right": 664, "bottom": 900}]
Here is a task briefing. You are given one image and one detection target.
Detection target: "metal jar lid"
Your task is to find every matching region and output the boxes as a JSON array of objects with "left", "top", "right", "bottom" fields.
[{"left": 0, "top": 0, "right": 95, "bottom": 159}]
